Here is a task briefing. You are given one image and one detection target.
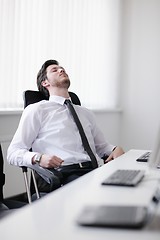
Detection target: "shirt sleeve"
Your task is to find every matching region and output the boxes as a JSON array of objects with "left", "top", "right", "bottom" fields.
[
  {"left": 84, "top": 108, "right": 116, "bottom": 158},
  {"left": 7, "top": 104, "right": 41, "bottom": 167}
]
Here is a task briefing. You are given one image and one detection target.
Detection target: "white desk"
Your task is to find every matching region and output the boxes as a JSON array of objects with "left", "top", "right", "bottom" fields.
[{"left": 0, "top": 149, "right": 160, "bottom": 240}]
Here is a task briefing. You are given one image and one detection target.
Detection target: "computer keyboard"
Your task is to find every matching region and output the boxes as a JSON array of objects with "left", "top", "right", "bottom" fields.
[
  {"left": 136, "top": 151, "right": 151, "bottom": 162},
  {"left": 101, "top": 169, "right": 145, "bottom": 187}
]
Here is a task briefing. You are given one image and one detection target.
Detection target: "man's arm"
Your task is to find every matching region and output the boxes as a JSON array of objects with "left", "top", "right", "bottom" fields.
[{"left": 7, "top": 105, "right": 41, "bottom": 167}]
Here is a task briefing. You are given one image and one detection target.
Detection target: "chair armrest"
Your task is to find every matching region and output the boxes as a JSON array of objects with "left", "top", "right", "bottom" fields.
[
  {"left": 21, "top": 165, "right": 62, "bottom": 203},
  {"left": 21, "top": 164, "right": 56, "bottom": 184}
]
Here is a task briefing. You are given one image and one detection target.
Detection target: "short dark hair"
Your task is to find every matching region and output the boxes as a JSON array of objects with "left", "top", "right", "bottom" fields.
[{"left": 37, "top": 59, "right": 59, "bottom": 98}]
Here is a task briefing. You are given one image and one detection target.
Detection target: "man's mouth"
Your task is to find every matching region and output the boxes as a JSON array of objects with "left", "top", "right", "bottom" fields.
[{"left": 60, "top": 73, "right": 68, "bottom": 77}]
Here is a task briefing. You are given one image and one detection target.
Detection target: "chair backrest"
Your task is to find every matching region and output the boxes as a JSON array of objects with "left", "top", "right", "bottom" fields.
[
  {"left": 0, "top": 144, "right": 5, "bottom": 201},
  {"left": 23, "top": 90, "right": 81, "bottom": 108}
]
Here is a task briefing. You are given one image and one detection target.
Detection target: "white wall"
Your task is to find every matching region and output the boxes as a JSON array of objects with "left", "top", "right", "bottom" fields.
[{"left": 120, "top": 0, "right": 160, "bottom": 151}]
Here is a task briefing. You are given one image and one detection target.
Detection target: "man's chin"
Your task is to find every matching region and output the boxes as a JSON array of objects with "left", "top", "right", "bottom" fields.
[{"left": 59, "top": 79, "right": 70, "bottom": 89}]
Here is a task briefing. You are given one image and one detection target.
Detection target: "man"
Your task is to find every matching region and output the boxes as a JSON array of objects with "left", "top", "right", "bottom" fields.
[{"left": 7, "top": 60, "right": 124, "bottom": 193}]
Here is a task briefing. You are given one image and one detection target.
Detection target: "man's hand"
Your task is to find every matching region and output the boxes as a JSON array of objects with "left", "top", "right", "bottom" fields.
[
  {"left": 104, "top": 146, "right": 125, "bottom": 164},
  {"left": 33, "top": 154, "right": 64, "bottom": 168}
]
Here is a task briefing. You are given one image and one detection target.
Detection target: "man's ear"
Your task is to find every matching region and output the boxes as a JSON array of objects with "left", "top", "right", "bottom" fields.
[{"left": 41, "top": 80, "right": 50, "bottom": 88}]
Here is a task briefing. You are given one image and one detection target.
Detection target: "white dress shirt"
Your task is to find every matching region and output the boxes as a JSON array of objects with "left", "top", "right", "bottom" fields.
[{"left": 7, "top": 95, "right": 115, "bottom": 167}]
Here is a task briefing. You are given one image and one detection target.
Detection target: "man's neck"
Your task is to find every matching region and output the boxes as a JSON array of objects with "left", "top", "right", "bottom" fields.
[{"left": 49, "top": 88, "right": 70, "bottom": 98}]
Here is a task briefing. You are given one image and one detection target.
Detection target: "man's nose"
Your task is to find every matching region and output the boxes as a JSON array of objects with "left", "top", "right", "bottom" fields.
[{"left": 58, "top": 67, "right": 65, "bottom": 73}]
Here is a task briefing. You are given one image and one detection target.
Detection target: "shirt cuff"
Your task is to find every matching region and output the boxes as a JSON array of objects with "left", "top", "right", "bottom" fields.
[
  {"left": 23, "top": 151, "right": 38, "bottom": 166},
  {"left": 102, "top": 145, "right": 116, "bottom": 160}
]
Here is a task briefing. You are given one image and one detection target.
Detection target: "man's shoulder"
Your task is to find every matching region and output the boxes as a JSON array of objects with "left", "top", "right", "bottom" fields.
[
  {"left": 24, "top": 100, "right": 49, "bottom": 112},
  {"left": 75, "top": 104, "right": 95, "bottom": 118}
]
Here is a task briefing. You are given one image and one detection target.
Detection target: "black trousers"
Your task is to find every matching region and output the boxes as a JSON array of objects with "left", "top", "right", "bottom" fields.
[{"left": 31, "top": 163, "right": 94, "bottom": 194}]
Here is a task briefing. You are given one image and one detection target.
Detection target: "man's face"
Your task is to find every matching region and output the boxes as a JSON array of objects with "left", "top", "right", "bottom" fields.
[{"left": 45, "top": 64, "right": 70, "bottom": 89}]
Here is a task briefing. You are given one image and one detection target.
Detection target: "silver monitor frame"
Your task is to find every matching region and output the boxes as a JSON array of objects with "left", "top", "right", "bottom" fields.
[{"left": 148, "top": 126, "right": 160, "bottom": 169}]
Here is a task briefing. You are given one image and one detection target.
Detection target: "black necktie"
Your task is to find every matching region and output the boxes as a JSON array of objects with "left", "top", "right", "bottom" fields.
[{"left": 65, "top": 99, "right": 98, "bottom": 169}]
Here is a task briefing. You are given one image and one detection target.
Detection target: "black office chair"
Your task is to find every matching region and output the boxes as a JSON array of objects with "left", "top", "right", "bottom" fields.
[
  {"left": 0, "top": 143, "right": 27, "bottom": 219},
  {"left": 23, "top": 90, "right": 81, "bottom": 108},
  {"left": 21, "top": 90, "right": 81, "bottom": 203}
]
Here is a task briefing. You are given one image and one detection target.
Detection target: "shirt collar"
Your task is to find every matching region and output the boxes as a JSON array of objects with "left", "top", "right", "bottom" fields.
[{"left": 49, "top": 95, "right": 71, "bottom": 105}]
